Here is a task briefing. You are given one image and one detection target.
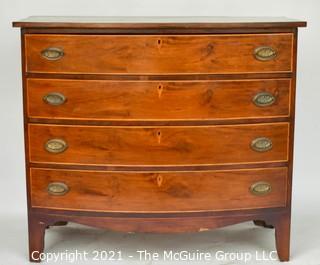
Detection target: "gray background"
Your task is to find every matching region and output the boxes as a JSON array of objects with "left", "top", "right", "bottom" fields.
[{"left": 0, "top": 0, "right": 319, "bottom": 264}]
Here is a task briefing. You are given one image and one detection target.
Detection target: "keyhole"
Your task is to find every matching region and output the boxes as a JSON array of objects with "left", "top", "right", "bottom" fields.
[
  {"left": 157, "top": 39, "right": 163, "bottom": 50},
  {"left": 157, "top": 84, "right": 163, "bottom": 98},
  {"left": 157, "top": 130, "right": 162, "bottom": 144}
]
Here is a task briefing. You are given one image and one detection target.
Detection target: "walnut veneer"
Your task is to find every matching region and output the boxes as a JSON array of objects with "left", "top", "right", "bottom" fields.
[{"left": 13, "top": 16, "right": 306, "bottom": 262}]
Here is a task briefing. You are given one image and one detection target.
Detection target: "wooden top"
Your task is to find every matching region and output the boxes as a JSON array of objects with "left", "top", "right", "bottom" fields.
[{"left": 13, "top": 16, "right": 306, "bottom": 29}]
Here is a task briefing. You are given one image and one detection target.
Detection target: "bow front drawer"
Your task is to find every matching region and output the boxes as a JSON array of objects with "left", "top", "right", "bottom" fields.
[
  {"left": 25, "top": 34, "right": 293, "bottom": 74},
  {"left": 27, "top": 78, "right": 291, "bottom": 121},
  {"left": 28, "top": 123, "right": 289, "bottom": 166},
  {"left": 30, "top": 167, "right": 288, "bottom": 212}
]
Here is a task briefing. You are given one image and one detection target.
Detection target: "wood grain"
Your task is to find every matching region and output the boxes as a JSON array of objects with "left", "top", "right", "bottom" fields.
[
  {"left": 27, "top": 78, "right": 291, "bottom": 121},
  {"left": 22, "top": 27, "right": 298, "bottom": 35},
  {"left": 25, "top": 34, "right": 293, "bottom": 74},
  {"left": 30, "top": 167, "right": 288, "bottom": 212},
  {"left": 13, "top": 16, "right": 307, "bottom": 29},
  {"left": 28, "top": 123, "right": 289, "bottom": 166},
  {"left": 14, "top": 18, "right": 306, "bottom": 262}
]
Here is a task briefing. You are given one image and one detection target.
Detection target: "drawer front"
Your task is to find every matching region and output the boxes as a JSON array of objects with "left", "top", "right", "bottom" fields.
[
  {"left": 28, "top": 123, "right": 289, "bottom": 166},
  {"left": 25, "top": 34, "right": 293, "bottom": 74},
  {"left": 27, "top": 79, "right": 291, "bottom": 121},
  {"left": 30, "top": 167, "right": 288, "bottom": 212}
]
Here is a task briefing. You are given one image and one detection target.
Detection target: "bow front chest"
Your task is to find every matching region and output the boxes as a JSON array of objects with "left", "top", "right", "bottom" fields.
[{"left": 13, "top": 16, "right": 306, "bottom": 262}]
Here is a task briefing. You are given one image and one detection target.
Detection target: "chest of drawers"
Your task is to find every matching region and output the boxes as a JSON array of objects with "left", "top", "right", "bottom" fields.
[{"left": 13, "top": 16, "right": 306, "bottom": 262}]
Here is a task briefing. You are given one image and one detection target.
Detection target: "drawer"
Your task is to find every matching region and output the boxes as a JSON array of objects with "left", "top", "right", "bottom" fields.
[
  {"left": 27, "top": 79, "right": 291, "bottom": 121},
  {"left": 28, "top": 123, "right": 289, "bottom": 166},
  {"left": 30, "top": 167, "right": 288, "bottom": 212},
  {"left": 25, "top": 34, "right": 293, "bottom": 74}
]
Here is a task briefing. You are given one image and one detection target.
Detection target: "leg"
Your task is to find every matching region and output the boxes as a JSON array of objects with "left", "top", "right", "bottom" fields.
[
  {"left": 273, "top": 214, "right": 291, "bottom": 262},
  {"left": 28, "top": 215, "right": 47, "bottom": 262},
  {"left": 253, "top": 220, "right": 274, "bottom": 229}
]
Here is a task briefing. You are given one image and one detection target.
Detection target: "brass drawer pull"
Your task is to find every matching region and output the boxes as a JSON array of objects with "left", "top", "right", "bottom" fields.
[
  {"left": 41, "top": 47, "right": 64, "bottom": 60},
  {"left": 251, "top": 137, "right": 272, "bottom": 152},
  {"left": 253, "top": 92, "right": 276, "bottom": 107},
  {"left": 43, "top": 92, "right": 66, "bottom": 106},
  {"left": 47, "top": 182, "right": 69, "bottom": 196},
  {"left": 250, "top": 181, "right": 272, "bottom": 196},
  {"left": 254, "top": 46, "right": 277, "bottom": 61},
  {"left": 45, "top": 139, "right": 68, "bottom": 153}
]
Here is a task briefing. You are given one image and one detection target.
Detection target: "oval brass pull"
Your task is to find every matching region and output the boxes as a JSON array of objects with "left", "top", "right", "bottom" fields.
[
  {"left": 43, "top": 92, "right": 66, "bottom": 106},
  {"left": 41, "top": 47, "right": 64, "bottom": 60},
  {"left": 45, "top": 139, "right": 68, "bottom": 154},
  {"left": 250, "top": 181, "right": 272, "bottom": 196},
  {"left": 253, "top": 92, "right": 276, "bottom": 107},
  {"left": 47, "top": 182, "right": 69, "bottom": 196},
  {"left": 251, "top": 137, "right": 272, "bottom": 152},
  {"left": 254, "top": 46, "right": 277, "bottom": 61}
]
